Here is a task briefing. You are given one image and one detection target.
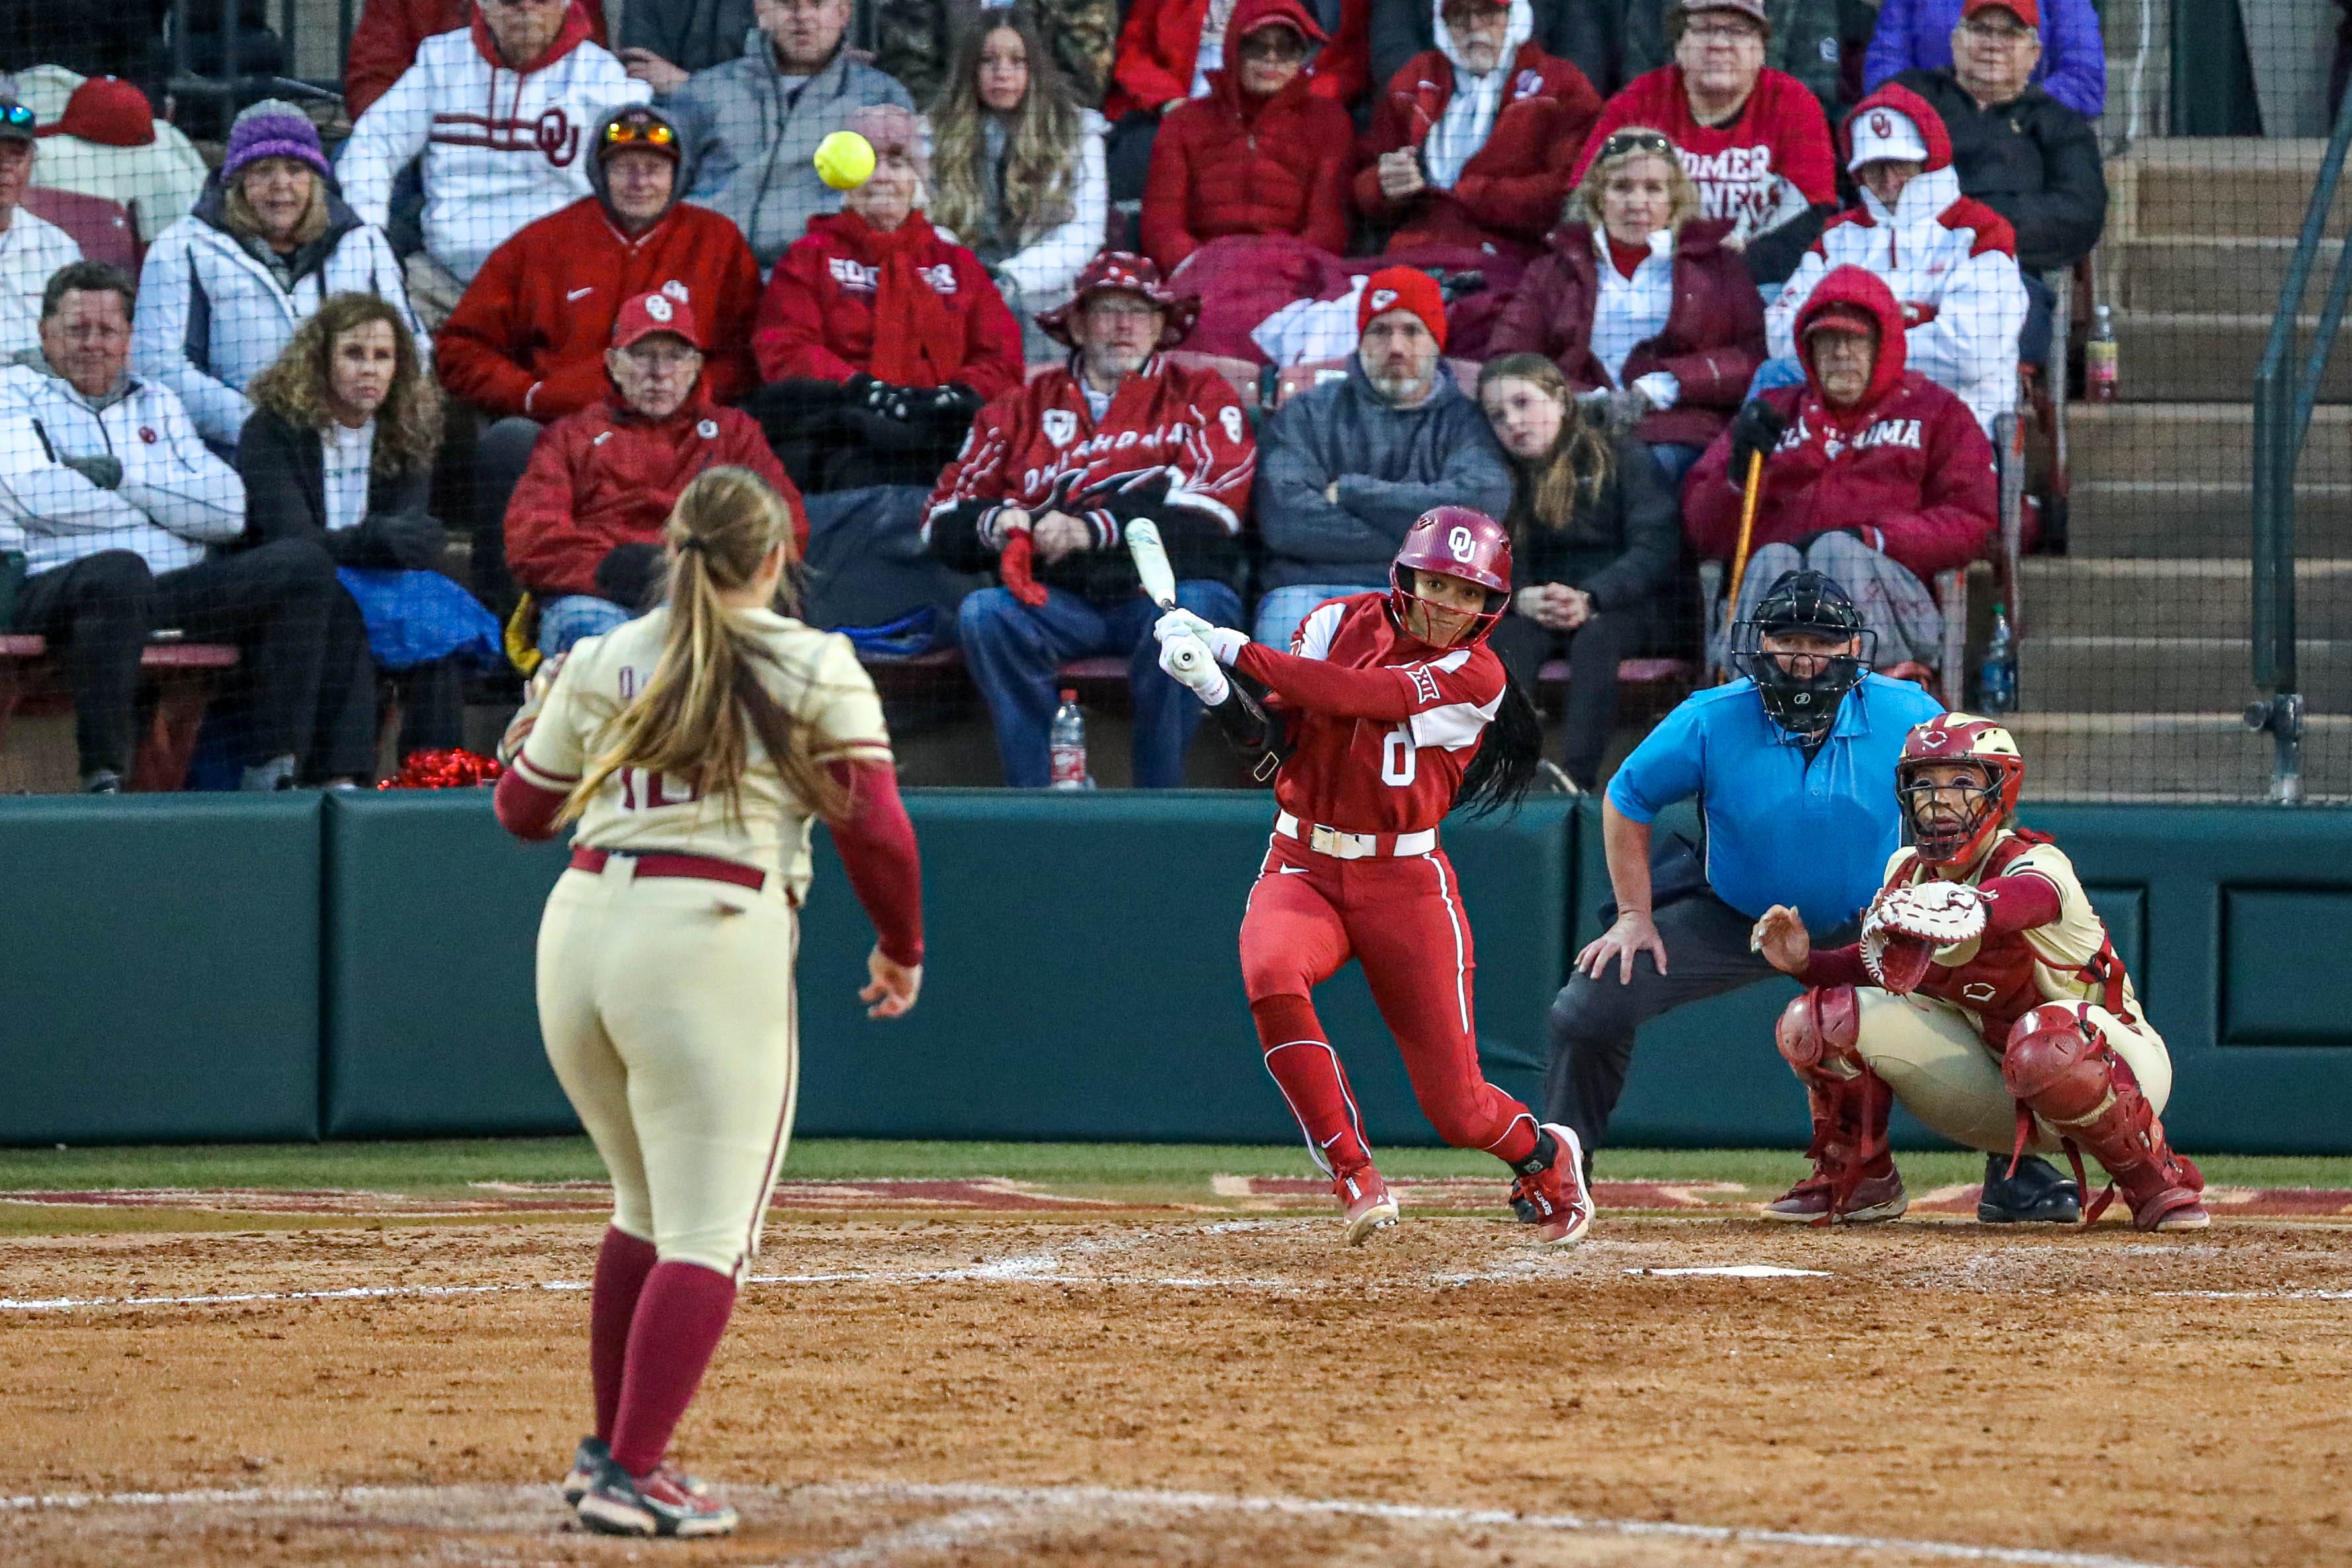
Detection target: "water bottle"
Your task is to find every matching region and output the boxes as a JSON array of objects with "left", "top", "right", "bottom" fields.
[
  {"left": 1049, "top": 689, "right": 1090, "bottom": 789},
  {"left": 1980, "top": 602, "right": 2017, "bottom": 716},
  {"left": 2086, "top": 304, "right": 2118, "bottom": 405}
]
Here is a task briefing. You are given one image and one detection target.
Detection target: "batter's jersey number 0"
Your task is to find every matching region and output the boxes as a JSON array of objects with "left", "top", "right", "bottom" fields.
[{"left": 1380, "top": 724, "right": 1417, "bottom": 786}]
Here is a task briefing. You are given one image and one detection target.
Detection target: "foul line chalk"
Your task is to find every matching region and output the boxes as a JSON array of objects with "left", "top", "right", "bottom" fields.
[
  {"left": 1626, "top": 1264, "right": 1831, "bottom": 1279},
  {"left": 0, "top": 1477, "right": 2206, "bottom": 1568}
]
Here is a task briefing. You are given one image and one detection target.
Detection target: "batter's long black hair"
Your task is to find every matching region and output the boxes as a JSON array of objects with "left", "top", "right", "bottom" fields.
[{"left": 1454, "top": 671, "right": 1542, "bottom": 818}]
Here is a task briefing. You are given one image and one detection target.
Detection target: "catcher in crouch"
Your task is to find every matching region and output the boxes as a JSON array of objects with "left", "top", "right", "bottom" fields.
[{"left": 1747, "top": 713, "right": 2208, "bottom": 1232}]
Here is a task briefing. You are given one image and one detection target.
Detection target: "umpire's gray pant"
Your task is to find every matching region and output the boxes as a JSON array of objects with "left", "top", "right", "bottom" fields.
[{"left": 1544, "top": 894, "right": 1860, "bottom": 1164}]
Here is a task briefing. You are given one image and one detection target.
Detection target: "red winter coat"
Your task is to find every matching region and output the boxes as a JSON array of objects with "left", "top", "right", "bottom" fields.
[
  {"left": 1682, "top": 267, "right": 1995, "bottom": 579},
  {"left": 1487, "top": 218, "right": 1765, "bottom": 450},
  {"left": 344, "top": 0, "right": 609, "bottom": 118},
  {"left": 437, "top": 196, "right": 762, "bottom": 422},
  {"left": 752, "top": 211, "right": 1025, "bottom": 398},
  {"left": 504, "top": 396, "right": 805, "bottom": 597},
  {"left": 1354, "top": 41, "right": 1602, "bottom": 261},
  {"left": 1108, "top": 0, "right": 1370, "bottom": 120},
  {"left": 1141, "top": 9, "right": 1356, "bottom": 274}
]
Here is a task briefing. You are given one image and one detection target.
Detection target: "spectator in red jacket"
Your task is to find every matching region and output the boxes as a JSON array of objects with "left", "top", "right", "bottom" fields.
[
  {"left": 505, "top": 290, "right": 806, "bottom": 657},
  {"left": 343, "top": 0, "right": 611, "bottom": 118},
  {"left": 1685, "top": 265, "right": 1993, "bottom": 672},
  {"left": 439, "top": 102, "right": 760, "bottom": 609},
  {"left": 1355, "top": 0, "right": 1604, "bottom": 265},
  {"left": 924, "top": 251, "right": 1254, "bottom": 787},
  {"left": 1488, "top": 124, "right": 1764, "bottom": 488},
  {"left": 750, "top": 103, "right": 1025, "bottom": 494},
  {"left": 1104, "top": 0, "right": 1370, "bottom": 202},
  {"left": 1141, "top": 0, "right": 1356, "bottom": 274},
  {"left": 1573, "top": 0, "right": 1837, "bottom": 285}
]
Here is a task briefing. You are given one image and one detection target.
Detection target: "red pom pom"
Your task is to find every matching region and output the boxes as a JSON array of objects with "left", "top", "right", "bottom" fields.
[{"left": 378, "top": 748, "right": 505, "bottom": 789}]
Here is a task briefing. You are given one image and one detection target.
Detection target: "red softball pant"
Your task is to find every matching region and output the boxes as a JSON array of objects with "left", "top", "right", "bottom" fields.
[{"left": 1239, "top": 833, "right": 1539, "bottom": 1173}]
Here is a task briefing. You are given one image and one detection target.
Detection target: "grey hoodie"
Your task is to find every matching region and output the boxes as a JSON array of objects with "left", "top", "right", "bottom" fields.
[
  {"left": 1256, "top": 355, "right": 1514, "bottom": 592},
  {"left": 585, "top": 102, "right": 703, "bottom": 229},
  {"left": 670, "top": 28, "right": 914, "bottom": 271}
]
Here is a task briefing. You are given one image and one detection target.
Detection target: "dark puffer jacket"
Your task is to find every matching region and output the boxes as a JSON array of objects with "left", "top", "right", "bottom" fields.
[
  {"left": 1488, "top": 216, "right": 1766, "bottom": 451},
  {"left": 1892, "top": 68, "right": 2107, "bottom": 275}
]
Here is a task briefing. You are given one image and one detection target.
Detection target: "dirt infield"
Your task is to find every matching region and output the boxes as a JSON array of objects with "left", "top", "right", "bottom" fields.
[{"left": 6, "top": 1206, "right": 2352, "bottom": 1568}]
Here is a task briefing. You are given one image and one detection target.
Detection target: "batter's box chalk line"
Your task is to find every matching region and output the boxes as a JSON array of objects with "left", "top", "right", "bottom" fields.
[{"left": 0, "top": 1477, "right": 2209, "bottom": 1568}]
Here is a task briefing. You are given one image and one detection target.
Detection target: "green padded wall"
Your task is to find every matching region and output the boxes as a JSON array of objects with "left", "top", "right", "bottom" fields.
[
  {"left": 791, "top": 791, "right": 1575, "bottom": 1143},
  {"left": 321, "top": 793, "right": 577, "bottom": 1136},
  {"left": 0, "top": 795, "right": 320, "bottom": 1145}
]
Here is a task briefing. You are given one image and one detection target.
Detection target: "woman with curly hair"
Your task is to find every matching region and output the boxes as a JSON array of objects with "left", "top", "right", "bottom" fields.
[
  {"left": 927, "top": 14, "right": 1108, "bottom": 361},
  {"left": 1476, "top": 351, "right": 1680, "bottom": 791},
  {"left": 239, "top": 291, "right": 497, "bottom": 767}
]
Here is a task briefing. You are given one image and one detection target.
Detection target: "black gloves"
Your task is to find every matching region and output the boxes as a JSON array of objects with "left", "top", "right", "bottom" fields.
[
  {"left": 877, "top": 383, "right": 986, "bottom": 423},
  {"left": 364, "top": 511, "right": 448, "bottom": 571},
  {"left": 1727, "top": 398, "right": 1787, "bottom": 486},
  {"left": 926, "top": 382, "right": 986, "bottom": 421},
  {"left": 61, "top": 453, "right": 123, "bottom": 490},
  {"left": 594, "top": 542, "right": 666, "bottom": 611},
  {"left": 846, "top": 372, "right": 899, "bottom": 414}
]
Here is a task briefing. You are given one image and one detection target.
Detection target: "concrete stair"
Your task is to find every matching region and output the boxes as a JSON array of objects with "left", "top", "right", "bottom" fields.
[{"left": 2020, "top": 140, "right": 2352, "bottom": 799}]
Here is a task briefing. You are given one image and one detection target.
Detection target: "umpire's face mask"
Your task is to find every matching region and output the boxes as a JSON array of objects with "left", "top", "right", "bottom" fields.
[{"left": 1751, "top": 631, "right": 1866, "bottom": 738}]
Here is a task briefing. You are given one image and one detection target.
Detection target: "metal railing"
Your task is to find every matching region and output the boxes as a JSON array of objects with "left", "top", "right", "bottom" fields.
[{"left": 2247, "top": 85, "right": 2352, "bottom": 805}]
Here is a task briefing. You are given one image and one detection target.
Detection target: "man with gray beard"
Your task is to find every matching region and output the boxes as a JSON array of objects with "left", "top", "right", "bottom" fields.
[{"left": 1254, "top": 265, "right": 1513, "bottom": 646}]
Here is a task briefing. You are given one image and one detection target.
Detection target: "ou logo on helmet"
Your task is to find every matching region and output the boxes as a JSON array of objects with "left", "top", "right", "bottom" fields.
[{"left": 1447, "top": 525, "right": 1475, "bottom": 562}]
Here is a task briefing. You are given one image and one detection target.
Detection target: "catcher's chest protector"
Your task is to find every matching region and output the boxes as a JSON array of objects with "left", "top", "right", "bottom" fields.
[{"left": 1884, "top": 833, "right": 2134, "bottom": 1049}]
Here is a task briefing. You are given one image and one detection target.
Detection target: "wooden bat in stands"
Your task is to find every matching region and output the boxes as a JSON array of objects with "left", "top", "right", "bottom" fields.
[{"left": 1127, "top": 521, "right": 1203, "bottom": 674}]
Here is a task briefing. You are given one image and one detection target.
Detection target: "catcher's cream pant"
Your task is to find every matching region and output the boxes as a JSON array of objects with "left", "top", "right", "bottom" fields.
[
  {"left": 1853, "top": 991, "right": 2171, "bottom": 1156},
  {"left": 537, "top": 860, "right": 801, "bottom": 1280}
]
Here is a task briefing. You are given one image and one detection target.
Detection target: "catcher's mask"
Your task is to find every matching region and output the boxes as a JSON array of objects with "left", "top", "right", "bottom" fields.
[
  {"left": 1896, "top": 713, "right": 2025, "bottom": 865},
  {"left": 1733, "top": 570, "right": 1874, "bottom": 739}
]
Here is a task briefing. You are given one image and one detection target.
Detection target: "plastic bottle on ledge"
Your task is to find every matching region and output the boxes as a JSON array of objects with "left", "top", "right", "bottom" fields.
[
  {"left": 2086, "top": 304, "right": 2118, "bottom": 404},
  {"left": 1049, "top": 689, "right": 1091, "bottom": 790},
  {"left": 1980, "top": 603, "right": 2017, "bottom": 717}
]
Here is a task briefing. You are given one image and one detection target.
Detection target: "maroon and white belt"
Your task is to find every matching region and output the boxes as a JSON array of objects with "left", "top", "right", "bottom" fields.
[{"left": 570, "top": 844, "right": 769, "bottom": 893}]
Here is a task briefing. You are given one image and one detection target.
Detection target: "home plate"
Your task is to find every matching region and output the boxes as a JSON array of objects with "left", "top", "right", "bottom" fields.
[{"left": 1626, "top": 1264, "right": 1830, "bottom": 1279}]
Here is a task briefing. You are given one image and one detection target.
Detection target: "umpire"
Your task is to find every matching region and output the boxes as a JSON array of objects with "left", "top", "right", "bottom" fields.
[{"left": 1545, "top": 570, "right": 2079, "bottom": 1223}]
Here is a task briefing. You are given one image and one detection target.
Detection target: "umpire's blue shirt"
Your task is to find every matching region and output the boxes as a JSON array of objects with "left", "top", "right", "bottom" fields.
[{"left": 1606, "top": 674, "right": 1945, "bottom": 924}]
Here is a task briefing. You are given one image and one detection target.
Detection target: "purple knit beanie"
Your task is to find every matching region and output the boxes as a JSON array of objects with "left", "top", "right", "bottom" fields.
[{"left": 223, "top": 99, "right": 331, "bottom": 183}]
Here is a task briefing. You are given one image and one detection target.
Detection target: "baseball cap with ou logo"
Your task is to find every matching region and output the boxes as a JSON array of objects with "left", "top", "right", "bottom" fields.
[
  {"left": 1847, "top": 105, "right": 1929, "bottom": 171},
  {"left": 612, "top": 290, "right": 705, "bottom": 351}
]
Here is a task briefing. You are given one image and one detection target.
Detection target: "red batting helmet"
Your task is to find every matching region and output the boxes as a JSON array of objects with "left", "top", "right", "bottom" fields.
[
  {"left": 1389, "top": 506, "right": 1512, "bottom": 647},
  {"left": 1896, "top": 713, "right": 2026, "bottom": 866}
]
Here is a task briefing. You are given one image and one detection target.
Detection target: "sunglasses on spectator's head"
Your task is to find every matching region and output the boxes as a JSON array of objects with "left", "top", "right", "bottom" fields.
[
  {"left": 603, "top": 118, "right": 677, "bottom": 148},
  {"left": 0, "top": 102, "right": 34, "bottom": 131},
  {"left": 1599, "top": 128, "right": 1674, "bottom": 160}
]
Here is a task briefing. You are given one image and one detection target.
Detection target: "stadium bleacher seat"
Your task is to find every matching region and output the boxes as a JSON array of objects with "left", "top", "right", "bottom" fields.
[
  {"left": 21, "top": 187, "right": 140, "bottom": 274},
  {"left": 0, "top": 634, "right": 239, "bottom": 791}
]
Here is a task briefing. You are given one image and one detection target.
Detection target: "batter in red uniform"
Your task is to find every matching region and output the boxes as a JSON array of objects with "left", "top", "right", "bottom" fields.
[{"left": 1155, "top": 507, "right": 1593, "bottom": 1245}]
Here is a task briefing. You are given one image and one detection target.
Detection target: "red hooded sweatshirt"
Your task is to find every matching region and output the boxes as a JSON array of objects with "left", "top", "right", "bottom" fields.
[
  {"left": 343, "top": 0, "right": 609, "bottom": 118},
  {"left": 1354, "top": 39, "right": 1603, "bottom": 261},
  {"left": 1682, "top": 265, "right": 1995, "bottom": 580},
  {"left": 1141, "top": 0, "right": 1357, "bottom": 272},
  {"left": 752, "top": 210, "right": 1025, "bottom": 398},
  {"left": 1108, "top": 0, "right": 1370, "bottom": 120},
  {"left": 437, "top": 195, "right": 763, "bottom": 422},
  {"left": 504, "top": 394, "right": 806, "bottom": 598}
]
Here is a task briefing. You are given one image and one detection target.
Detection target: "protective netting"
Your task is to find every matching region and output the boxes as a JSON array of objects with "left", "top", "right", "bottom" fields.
[{"left": 0, "top": 0, "right": 2343, "bottom": 795}]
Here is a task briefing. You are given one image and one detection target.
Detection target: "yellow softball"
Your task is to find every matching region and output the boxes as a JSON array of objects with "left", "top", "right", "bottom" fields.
[{"left": 814, "top": 130, "right": 876, "bottom": 191}]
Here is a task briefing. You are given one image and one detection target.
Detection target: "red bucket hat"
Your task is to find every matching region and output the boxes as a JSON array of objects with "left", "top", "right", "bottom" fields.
[{"left": 1036, "top": 251, "right": 1201, "bottom": 351}]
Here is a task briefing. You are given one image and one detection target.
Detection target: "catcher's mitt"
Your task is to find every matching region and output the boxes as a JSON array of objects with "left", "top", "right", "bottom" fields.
[{"left": 1861, "top": 881, "right": 1988, "bottom": 994}]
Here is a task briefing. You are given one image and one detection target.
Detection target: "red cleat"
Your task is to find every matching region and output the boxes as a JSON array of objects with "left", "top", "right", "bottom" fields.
[
  {"left": 1508, "top": 1123, "right": 1594, "bottom": 1245},
  {"left": 1764, "top": 1166, "right": 1907, "bottom": 1224},
  {"left": 1334, "top": 1164, "right": 1399, "bottom": 1244}
]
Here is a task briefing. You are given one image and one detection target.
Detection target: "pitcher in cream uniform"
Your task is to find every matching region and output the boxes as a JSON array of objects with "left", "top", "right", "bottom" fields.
[{"left": 495, "top": 466, "right": 924, "bottom": 1538}]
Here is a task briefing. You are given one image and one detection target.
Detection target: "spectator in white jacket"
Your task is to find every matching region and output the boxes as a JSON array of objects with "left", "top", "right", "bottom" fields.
[
  {"left": 0, "top": 96, "right": 83, "bottom": 357},
  {"left": 336, "top": 0, "right": 648, "bottom": 323},
  {"left": 926, "top": 15, "right": 1110, "bottom": 363},
  {"left": 132, "top": 101, "right": 421, "bottom": 454},
  {"left": 1765, "top": 81, "right": 2026, "bottom": 435},
  {"left": 0, "top": 263, "right": 355, "bottom": 793}
]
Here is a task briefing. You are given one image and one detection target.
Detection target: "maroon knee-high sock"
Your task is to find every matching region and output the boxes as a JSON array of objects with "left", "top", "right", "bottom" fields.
[
  {"left": 1251, "top": 994, "right": 1372, "bottom": 1172},
  {"left": 590, "top": 1227, "right": 658, "bottom": 1442},
  {"left": 609, "top": 1260, "right": 738, "bottom": 1477}
]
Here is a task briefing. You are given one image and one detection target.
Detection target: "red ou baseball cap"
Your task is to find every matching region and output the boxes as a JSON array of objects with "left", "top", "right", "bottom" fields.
[
  {"left": 611, "top": 289, "right": 705, "bottom": 351},
  {"left": 37, "top": 76, "right": 157, "bottom": 148},
  {"left": 1960, "top": 0, "right": 2040, "bottom": 25}
]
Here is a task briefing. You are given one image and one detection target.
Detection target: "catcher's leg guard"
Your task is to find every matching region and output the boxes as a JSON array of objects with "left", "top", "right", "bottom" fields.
[
  {"left": 1772, "top": 988, "right": 1901, "bottom": 1225},
  {"left": 2001, "top": 1004, "right": 2207, "bottom": 1231}
]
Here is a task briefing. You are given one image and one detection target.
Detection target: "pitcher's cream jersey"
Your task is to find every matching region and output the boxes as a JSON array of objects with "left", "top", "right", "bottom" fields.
[
  {"left": 512, "top": 607, "right": 893, "bottom": 902},
  {"left": 1882, "top": 832, "right": 2146, "bottom": 1033}
]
